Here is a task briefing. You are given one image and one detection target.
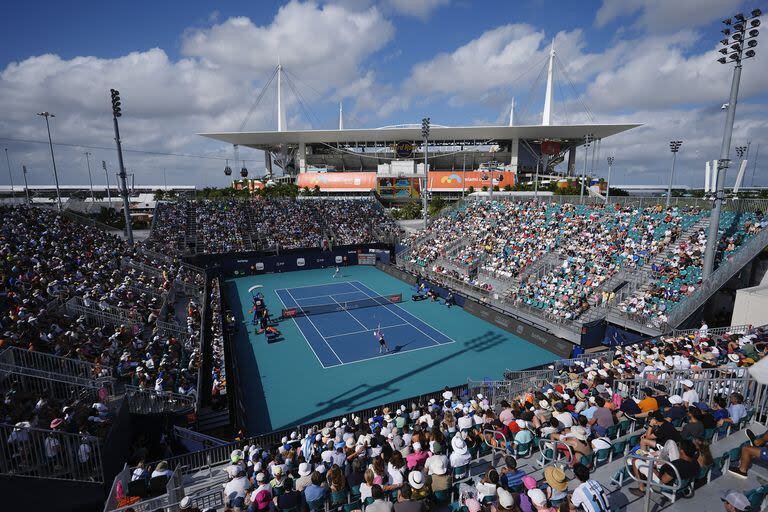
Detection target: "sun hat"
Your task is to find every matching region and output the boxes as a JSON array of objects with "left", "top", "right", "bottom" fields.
[
  {"left": 720, "top": 490, "right": 750, "bottom": 512},
  {"left": 728, "top": 353, "right": 740, "bottom": 362},
  {"left": 527, "top": 488, "right": 547, "bottom": 507},
  {"left": 408, "top": 470, "right": 425, "bottom": 489},
  {"left": 522, "top": 475, "right": 538, "bottom": 490},
  {"left": 669, "top": 395, "right": 683, "bottom": 405},
  {"left": 544, "top": 466, "right": 568, "bottom": 492},
  {"left": 452, "top": 436, "right": 468, "bottom": 454},
  {"left": 179, "top": 497, "right": 192, "bottom": 510},
  {"left": 570, "top": 426, "right": 588, "bottom": 441},
  {"left": 298, "top": 462, "right": 312, "bottom": 476},
  {"left": 497, "top": 488, "right": 515, "bottom": 509},
  {"left": 230, "top": 449, "right": 244, "bottom": 464},
  {"left": 255, "top": 472, "right": 266, "bottom": 483},
  {"left": 682, "top": 379, "right": 694, "bottom": 388}
]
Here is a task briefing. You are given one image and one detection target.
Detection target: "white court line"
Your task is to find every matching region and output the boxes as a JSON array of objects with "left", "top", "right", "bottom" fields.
[
  {"left": 349, "top": 281, "right": 456, "bottom": 346},
  {"left": 323, "top": 323, "right": 410, "bottom": 339},
  {"left": 273, "top": 289, "right": 329, "bottom": 368},
  {"left": 324, "top": 340, "right": 451, "bottom": 367},
  {"left": 328, "top": 296, "right": 369, "bottom": 331},
  {"left": 274, "top": 281, "right": 358, "bottom": 294},
  {"left": 287, "top": 290, "right": 364, "bottom": 302},
  {"left": 283, "top": 288, "right": 344, "bottom": 367}
]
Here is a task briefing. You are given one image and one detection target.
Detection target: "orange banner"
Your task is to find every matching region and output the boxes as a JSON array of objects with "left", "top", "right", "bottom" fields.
[
  {"left": 427, "top": 171, "right": 516, "bottom": 191},
  {"left": 297, "top": 172, "right": 377, "bottom": 191}
]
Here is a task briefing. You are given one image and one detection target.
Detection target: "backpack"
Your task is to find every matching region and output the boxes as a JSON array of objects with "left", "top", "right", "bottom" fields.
[{"left": 579, "top": 480, "right": 610, "bottom": 512}]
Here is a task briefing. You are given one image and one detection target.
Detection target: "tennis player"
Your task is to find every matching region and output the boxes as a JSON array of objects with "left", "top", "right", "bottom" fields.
[
  {"left": 375, "top": 327, "right": 389, "bottom": 353},
  {"left": 332, "top": 266, "right": 341, "bottom": 279}
]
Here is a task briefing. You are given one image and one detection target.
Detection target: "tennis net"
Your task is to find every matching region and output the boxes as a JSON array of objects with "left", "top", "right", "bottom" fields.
[{"left": 281, "top": 293, "right": 403, "bottom": 318}]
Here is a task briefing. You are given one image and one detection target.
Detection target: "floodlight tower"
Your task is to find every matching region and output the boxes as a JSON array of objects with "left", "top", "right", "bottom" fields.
[
  {"left": 421, "top": 117, "right": 430, "bottom": 229},
  {"left": 703, "top": 8, "right": 761, "bottom": 278},
  {"left": 666, "top": 140, "right": 683, "bottom": 207}
]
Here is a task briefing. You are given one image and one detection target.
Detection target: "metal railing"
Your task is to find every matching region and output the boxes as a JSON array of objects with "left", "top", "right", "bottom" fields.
[
  {"left": 0, "top": 422, "right": 104, "bottom": 483},
  {"left": 103, "top": 463, "right": 184, "bottom": 512},
  {"left": 125, "top": 385, "right": 197, "bottom": 415},
  {"left": 0, "top": 346, "right": 111, "bottom": 381},
  {"left": 671, "top": 323, "right": 754, "bottom": 337},
  {"left": 66, "top": 296, "right": 140, "bottom": 330}
]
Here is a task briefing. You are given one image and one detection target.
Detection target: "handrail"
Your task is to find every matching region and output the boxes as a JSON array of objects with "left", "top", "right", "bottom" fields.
[{"left": 625, "top": 452, "right": 687, "bottom": 510}]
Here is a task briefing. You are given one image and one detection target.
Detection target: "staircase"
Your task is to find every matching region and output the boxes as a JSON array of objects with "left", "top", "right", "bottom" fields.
[
  {"left": 196, "top": 408, "right": 232, "bottom": 436},
  {"left": 184, "top": 202, "right": 198, "bottom": 255}
]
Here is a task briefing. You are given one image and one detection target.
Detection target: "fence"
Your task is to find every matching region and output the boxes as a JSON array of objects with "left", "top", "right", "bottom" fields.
[
  {"left": 125, "top": 385, "right": 197, "bottom": 415},
  {"left": 0, "top": 346, "right": 111, "bottom": 382},
  {"left": 103, "top": 463, "right": 184, "bottom": 512},
  {"left": 672, "top": 324, "right": 754, "bottom": 338},
  {"left": 0, "top": 423, "right": 104, "bottom": 483},
  {"left": 66, "top": 296, "right": 140, "bottom": 330}
]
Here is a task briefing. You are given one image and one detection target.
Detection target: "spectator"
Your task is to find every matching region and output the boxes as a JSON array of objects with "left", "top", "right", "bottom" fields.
[
  {"left": 569, "top": 463, "right": 609, "bottom": 512},
  {"left": 367, "top": 484, "right": 394, "bottom": 512}
]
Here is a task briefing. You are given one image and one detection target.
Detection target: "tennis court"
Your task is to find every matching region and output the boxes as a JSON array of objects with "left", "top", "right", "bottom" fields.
[
  {"left": 275, "top": 281, "right": 454, "bottom": 368},
  {"left": 224, "top": 265, "right": 560, "bottom": 433}
]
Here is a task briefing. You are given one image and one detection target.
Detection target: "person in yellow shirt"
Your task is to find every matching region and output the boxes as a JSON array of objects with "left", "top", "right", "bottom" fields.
[{"left": 636, "top": 388, "right": 659, "bottom": 418}]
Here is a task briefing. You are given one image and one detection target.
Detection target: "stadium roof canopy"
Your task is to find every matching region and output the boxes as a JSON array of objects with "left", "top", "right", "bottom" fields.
[{"left": 199, "top": 123, "right": 640, "bottom": 152}]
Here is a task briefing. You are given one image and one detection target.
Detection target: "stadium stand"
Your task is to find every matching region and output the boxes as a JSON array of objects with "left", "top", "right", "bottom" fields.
[
  {"left": 103, "top": 324, "right": 768, "bottom": 512},
  {"left": 399, "top": 197, "right": 768, "bottom": 338},
  {"left": 148, "top": 197, "right": 401, "bottom": 256}
]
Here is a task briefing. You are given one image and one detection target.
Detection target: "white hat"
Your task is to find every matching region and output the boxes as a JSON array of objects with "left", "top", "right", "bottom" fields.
[
  {"left": 669, "top": 395, "right": 683, "bottom": 405},
  {"left": 682, "top": 379, "right": 694, "bottom": 388},
  {"left": 539, "top": 400, "right": 550, "bottom": 410},
  {"left": 180, "top": 497, "right": 192, "bottom": 509},
  {"left": 413, "top": 442, "right": 422, "bottom": 452},
  {"left": 527, "top": 488, "right": 547, "bottom": 507},
  {"left": 408, "top": 471, "right": 425, "bottom": 489},
  {"left": 721, "top": 490, "right": 751, "bottom": 511},
  {"left": 516, "top": 419, "right": 527, "bottom": 429},
  {"left": 298, "top": 462, "right": 312, "bottom": 476},
  {"left": 256, "top": 472, "right": 266, "bottom": 482},
  {"left": 728, "top": 353, "right": 740, "bottom": 362},
  {"left": 497, "top": 488, "right": 514, "bottom": 508},
  {"left": 452, "top": 436, "right": 468, "bottom": 454},
  {"left": 570, "top": 426, "right": 588, "bottom": 441}
]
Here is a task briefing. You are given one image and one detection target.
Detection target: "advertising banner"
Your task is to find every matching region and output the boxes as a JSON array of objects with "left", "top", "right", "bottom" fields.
[
  {"left": 297, "top": 172, "right": 377, "bottom": 191},
  {"left": 427, "top": 171, "right": 516, "bottom": 191}
]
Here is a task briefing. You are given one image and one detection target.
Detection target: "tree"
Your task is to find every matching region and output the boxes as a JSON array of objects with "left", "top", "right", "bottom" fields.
[
  {"left": 481, "top": 186, "right": 488, "bottom": 192},
  {"left": 313, "top": 185, "right": 321, "bottom": 196},
  {"left": 467, "top": 186, "right": 475, "bottom": 194},
  {"left": 503, "top": 184, "right": 512, "bottom": 192},
  {"left": 154, "top": 189, "right": 165, "bottom": 201}
]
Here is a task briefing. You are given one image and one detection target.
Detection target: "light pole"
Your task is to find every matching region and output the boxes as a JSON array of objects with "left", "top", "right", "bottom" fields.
[
  {"left": 4, "top": 149, "right": 14, "bottom": 200},
  {"left": 703, "top": 8, "right": 761, "bottom": 279},
  {"left": 37, "top": 112, "right": 62, "bottom": 211},
  {"left": 606, "top": 156, "right": 615, "bottom": 204},
  {"left": 102, "top": 160, "right": 112, "bottom": 205},
  {"left": 421, "top": 117, "right": 430, "bottom": 229},
  {"left": 84, "top": 151, "right": 95, "bottom": 203},
  {"left": 580, "top": 134, "right": 593, "bottom": 204},
  {"left": 534, "top": 155, "right": 541, "bottom": 202},
  {"left": 666, "top": 140, "right": 683, "bottom": 207},
  {"left": 22, "top": 165, "right": 30, "bottom": 204},
  {"left": 110, "top": 89, "right": 134, "bottom": 245}
]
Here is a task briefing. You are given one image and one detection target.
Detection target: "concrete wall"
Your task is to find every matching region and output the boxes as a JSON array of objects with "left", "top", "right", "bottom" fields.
[{"left": 732, "top": 284, "right": 768, "bottom": 327}]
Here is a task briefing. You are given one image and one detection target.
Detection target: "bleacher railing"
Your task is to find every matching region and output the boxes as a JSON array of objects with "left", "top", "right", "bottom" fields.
[
  {"left": 124, "top": 385, "right": 196, "bottom": 415},
  {"left": 0, "top": 422, "right": 104, "bottom": 483},
  {"left": 0, "top": 346, "right": 111, "bottom": 382},
  {"left": 671, "top": 324, "right": 754, "bottom": 337},
  {"left": 66, "top": 296, "right": 140, "bottom": 330}
]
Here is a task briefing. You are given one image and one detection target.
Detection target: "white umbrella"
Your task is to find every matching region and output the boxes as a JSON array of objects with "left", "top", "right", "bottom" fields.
[{"left": 248, "top": 285, "right": 263, "bottom": 294}]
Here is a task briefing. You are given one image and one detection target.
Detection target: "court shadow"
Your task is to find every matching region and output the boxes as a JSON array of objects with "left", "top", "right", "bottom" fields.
[{"left": 289, "top": 330, "right": 506, "bottom": 428}]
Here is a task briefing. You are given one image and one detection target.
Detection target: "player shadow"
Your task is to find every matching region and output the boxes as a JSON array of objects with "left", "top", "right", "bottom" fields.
[
  {"left": 291, "top": 330, "right": 507, "bottom": 427},
  {"left": 390, "top": 340, "right": 417, "bottom": 353}
]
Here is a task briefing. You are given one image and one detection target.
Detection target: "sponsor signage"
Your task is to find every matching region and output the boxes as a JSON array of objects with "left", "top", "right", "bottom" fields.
[
  {"left": 393, "top": 141, "right": 415, "bottom": 158},
  {"left": 427, "top": 171, "right": 516, "bottom": 191},
  {"left": 296, "top": 172, "right": 376, "bottom": 191},
  {"left": 296, "top": 258, "right": 305, "bottom": 267}
]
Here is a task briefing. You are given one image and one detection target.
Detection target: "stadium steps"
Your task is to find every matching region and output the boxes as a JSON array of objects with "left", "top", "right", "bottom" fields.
[
  {"left": 196, "top": 408, "right": 232, "bottom": 435},
  {"left": 511, "top": 251, "right": 562, "bottom": 288}
]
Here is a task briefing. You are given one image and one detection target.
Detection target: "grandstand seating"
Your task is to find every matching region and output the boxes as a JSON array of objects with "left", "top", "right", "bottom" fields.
[
  {"left": 400, "top": 198, "right": 767, "bottom": 334},
  {"left": 148, "top": 198, "right": 401, "bottom": 256},
  {"left": 105, "top": 324, "right": 768, "bottom": 512}
]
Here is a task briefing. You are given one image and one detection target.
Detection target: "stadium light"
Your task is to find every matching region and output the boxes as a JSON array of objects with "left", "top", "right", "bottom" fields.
[
  {"left": 579, "top": 133, "right": 593, "bottom": 204},
  {"left": 22, "top": 165, "right": 30, "bottom": 204},
  {"left": 703, "top": 7, "right": 762, "bottom": 279},
  {"left": 36, "top": 111, "right": 62, "bottom": 211},
  {"left": 421, "top": 117, "right": 430, "bottom": 229},
  {"left": 605, "top": 156, "right": 615, "bottom": 204},
  {"left": 108, "top": 89, "right": 133, "bottom": 245},
  {"left": 666, "top": 140, "right": 683, "bottom": 207}
]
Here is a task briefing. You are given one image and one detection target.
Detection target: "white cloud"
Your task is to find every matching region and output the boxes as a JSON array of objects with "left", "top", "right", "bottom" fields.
[
  {"left": 0, "top": 1, "right": 394, "bottom": 187},
  {"left": 595, "top": 0, "right": 745, "bottom": 32}
]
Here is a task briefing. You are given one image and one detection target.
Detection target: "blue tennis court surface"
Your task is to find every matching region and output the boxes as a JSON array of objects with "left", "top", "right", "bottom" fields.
[
  {"left": 223, "top": 265, "right": 560, "bottom": 434},
  {"left": 275, "top": 281, "right": 454, "bottom": 368}
]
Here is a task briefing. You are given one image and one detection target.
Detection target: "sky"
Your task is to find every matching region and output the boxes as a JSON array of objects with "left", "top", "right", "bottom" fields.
[{"left": 0, "top": 0, "right": 765, "bottom": 189}]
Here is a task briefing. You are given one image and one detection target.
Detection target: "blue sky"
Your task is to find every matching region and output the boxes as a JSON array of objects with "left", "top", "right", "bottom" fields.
[{"left": 0, "top": 0, "right": 765, "bottom": 188}]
